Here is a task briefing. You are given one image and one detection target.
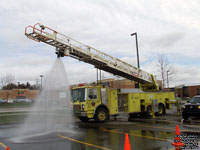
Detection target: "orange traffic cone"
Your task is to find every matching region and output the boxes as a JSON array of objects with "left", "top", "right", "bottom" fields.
[
  {"left": 124, "top": 133, "right": 131, "bottom": 150},
  {"left": 5, "top": 147, "right": 11, "bottom": 150},
  {"left": 175, "top": 124, "right": 180, "bottom": 136},
  {"left": 172, "top": 125, "right": 184, "bottom": 150}
]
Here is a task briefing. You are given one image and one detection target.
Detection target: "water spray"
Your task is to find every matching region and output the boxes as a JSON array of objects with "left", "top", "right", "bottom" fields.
[{"left": 12, "top": 58, "right": 75, "bottom": 143}]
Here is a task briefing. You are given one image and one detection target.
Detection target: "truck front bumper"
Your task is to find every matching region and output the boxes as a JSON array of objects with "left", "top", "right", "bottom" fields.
[
  {"left": 74, "top": 112, "right": 87, "bottom": 117},
  {"left": 182, "top": 111, "right": 200, "bottom": 117}
]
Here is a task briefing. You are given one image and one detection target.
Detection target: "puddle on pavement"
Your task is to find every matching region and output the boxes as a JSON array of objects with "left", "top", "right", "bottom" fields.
[
  {"left": 10, "top": 129, "right": 78, "bottom": 144},
  {"left": 70, "top": 127, "right": 175, "bottom": 150},
  {"left": 182, "top": 118, "right": 200, "bottom": 126},
  {"left": 129, "top": 117, "right": 171, "bottom": 125},
  {"left": 11, "top": 132, "right": 64, "bottom": 143},
  {"left": 1, "top": 123, "right": 199, "bottom": 150}
]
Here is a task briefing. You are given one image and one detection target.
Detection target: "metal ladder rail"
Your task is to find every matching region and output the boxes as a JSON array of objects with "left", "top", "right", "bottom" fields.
[{"left": 25, "top": 23, "right": 153, "bottom": 84}]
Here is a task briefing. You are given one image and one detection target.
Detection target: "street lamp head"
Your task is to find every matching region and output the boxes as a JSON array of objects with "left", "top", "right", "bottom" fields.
[
  {"left": 131, "top": 32, "right": 137, "bottom": 36},
  {"left": 40, "top": 75, "right": 44, "bottom": 90}
]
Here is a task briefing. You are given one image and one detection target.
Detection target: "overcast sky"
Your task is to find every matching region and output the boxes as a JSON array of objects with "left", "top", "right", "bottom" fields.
[{"left": 0, "top": 0, "right": 199, "bottom": 87}]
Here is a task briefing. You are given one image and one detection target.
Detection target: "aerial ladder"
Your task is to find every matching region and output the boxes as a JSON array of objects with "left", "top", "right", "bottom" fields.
[{"left": 25, "top": 23, "right": 159, "bottom": 91}]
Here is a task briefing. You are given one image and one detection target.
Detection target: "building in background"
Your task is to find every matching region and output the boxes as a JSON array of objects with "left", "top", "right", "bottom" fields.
[
  {"left": 1, "top": 80, "right": 199, "bottom": 100},
  {"left": 175, "top": 85, "right": 200, "bottom": 98},
  {"left": 0, "top": 89, "right": 39, "bottom": 100}
]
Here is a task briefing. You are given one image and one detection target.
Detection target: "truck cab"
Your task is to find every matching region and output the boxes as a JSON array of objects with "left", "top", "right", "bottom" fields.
[{"left": 72, "top": 85, "right": 115, "bottom": 122}]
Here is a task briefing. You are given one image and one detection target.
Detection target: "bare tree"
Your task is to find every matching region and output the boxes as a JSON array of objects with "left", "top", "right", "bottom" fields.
[
  {"left": 0, "top": 73, "right": 15, "bottom": 99},
  {"left": 0, "top": 73, "right": 15, "bottom": 89},
  {"left": 157, "top": 53, "right": 175, "bottom": 89}
]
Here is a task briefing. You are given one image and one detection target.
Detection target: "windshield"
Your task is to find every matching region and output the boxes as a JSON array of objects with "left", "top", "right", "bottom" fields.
[
  {"left": 71, "top": 88, "right": 85, "bottom": 102},
  {"left": 189, "top": 96, "right": 200, "bottom": 103}
]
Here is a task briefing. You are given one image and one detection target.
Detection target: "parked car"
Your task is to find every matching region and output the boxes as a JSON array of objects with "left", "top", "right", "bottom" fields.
[
  {"left": 0, "top": 99, "right": 4, "bottom": 103},
  {"left": 14, "top": 98, "right": 33, "bottom": 103},
  {"left": 14, "top": 99, "right": 23, "bottom": 102},
  {"left": 182, "top": 95, "right": 200, "bottom": 120},
  {"left": 7, "top": 99, "right": 13, "bottom": 103},
  {"left": 24, "top": 99, "right": 32, "bottom": 102},
  {"left": 0, "top": 99, "right": 8, "bottom": 103}
]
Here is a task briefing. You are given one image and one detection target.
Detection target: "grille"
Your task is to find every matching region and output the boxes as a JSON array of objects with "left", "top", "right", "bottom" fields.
[
  {"left": 185, "top": 105, "right": 199, "bottom": 112},
  {"left": 73, "top": 105, "right": 81, "bottom": 112}
]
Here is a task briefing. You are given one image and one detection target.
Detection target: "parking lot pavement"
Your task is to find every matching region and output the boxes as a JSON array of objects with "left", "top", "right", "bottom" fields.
[
  {"left": 0, "top": 112, "right": 199, "bottom": 150},
  {"left": 0, "top": 107, "right": 32, "bottom": 113}
]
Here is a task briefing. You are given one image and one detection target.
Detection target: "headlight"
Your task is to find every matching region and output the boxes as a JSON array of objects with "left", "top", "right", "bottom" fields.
[
  {"left": 198, "top": 106, "right": 200, "bottom": 109},
  {"left": 182, "top": 105, "right": 186, "bottom": 109}
]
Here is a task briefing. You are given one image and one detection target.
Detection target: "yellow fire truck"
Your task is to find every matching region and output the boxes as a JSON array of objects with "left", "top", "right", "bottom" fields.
[
  {"left": 25, "top": 23, "right": 178, "bottom": 122},
  {"left": 71, "top": 84, "right": 175, "bottom": 122}
]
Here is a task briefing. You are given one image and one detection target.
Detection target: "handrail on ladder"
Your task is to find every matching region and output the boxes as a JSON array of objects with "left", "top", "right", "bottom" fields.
[{"left": 24, "top": 23, "right": 157, "bottom": 87}]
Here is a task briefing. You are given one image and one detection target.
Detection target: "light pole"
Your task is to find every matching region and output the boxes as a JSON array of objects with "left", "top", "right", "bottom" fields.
[
  {"left": 167, "top": 71, "right": 170, "bottom": 88},
  {"left": 97, "top": 68, "right": 99, "bottom": 84},
  {"left": 131, "top": 32, "right": 140, "bottom": 89},
  {"left": 17, "top": 82, "right": 20, "bottom": 99},
  {"left": 40, "top": 75, "right": 44, "bottom": 90},
  {"left": 130, "top": 32, "right": 140, "bottom": 69}
]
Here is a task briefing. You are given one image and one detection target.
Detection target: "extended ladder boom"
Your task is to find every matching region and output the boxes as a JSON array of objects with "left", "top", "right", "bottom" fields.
[{"left": 25, "top": 23, "right": 157, "bottom": 86}]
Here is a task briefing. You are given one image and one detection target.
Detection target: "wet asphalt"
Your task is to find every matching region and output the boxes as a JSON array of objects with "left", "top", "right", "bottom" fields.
[{"left": 0, "top": 106, "right": 200, "bottom": 150}]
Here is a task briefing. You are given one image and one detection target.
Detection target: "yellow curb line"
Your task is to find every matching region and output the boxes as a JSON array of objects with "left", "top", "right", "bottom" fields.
[
  {"left": 135, "top": 124, "right": 200, "bottom": 133},
  {"left": 102, "top": 128, "right": 169, "bottom": 142},
  {"left": 135, "top": 118, "right": 200, "bottom": 128},
  {"left": 0, "top": 142, "right": 8, "bottom": 148},
  {"left": 58, "top": 134, "right": 112, "bottom": 150},
  {"left": 132, "top": 118, "right": 178, "bottom": 124},
  {"left": 102, "top": 128, "right": 178, "bottom": 149}
]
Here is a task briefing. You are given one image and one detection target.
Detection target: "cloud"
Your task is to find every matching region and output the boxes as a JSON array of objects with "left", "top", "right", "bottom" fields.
[
  {"left": 152, "top": 32, "right": 185, "bottom": 48},
  {"left": 141, "top": 60, "right": 200, "bottom": 87},
  {"left": 172, "top": 64, "right": 200, "bottom": 86},
  {"left": 0, "top": 0, "right": 200, "bottom": 87},
  {"left": 3, "top": 55, "right": 53, "bottom": 68}
]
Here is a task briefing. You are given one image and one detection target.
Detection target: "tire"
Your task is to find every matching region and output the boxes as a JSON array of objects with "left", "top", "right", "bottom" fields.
[
  {"left": 129, "top": 113, "right": 137, "bottom": 118},
  {"left": 182, "top": 115, "right": 189, "bottom": 120},
  {"left": 156, "top": 104, "right": 165, "bottom": 116},
  {"left": 147, "top": 105, "right": 153, "bottom": 117},
  {"left": 107, "top": 115, "right": 110, "bottom": 121},
  {"left": 78, "top": 117, "right": 89, "bottom": 122},
  {"left": 94, "top": 108, "right": 108, "bottom": 123},
  {"left": 128, "top": 113, "right": 137, "bottom": 121}
]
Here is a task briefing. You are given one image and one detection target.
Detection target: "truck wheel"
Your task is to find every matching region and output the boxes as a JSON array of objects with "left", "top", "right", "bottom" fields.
[
  {"left": 128, "top": 113, "right": 137, "bottom": 121},
  {"left": 94, "top": 108, "right": 108, "bottom": 123},
  {"left": 129, "top": 113, "right": 137, "bottom": 118},
  {"left": 79, "top": 117, "right": 89, "bottom": 122},
  {"left": 147, "top": 105, "right": 153, "bottom": 117},
  {"left": 183, "top": 115, "right": 189, "bottom": 120},
  {"left": 156, "top": 104, "right": 165, "bottom": 116}
]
